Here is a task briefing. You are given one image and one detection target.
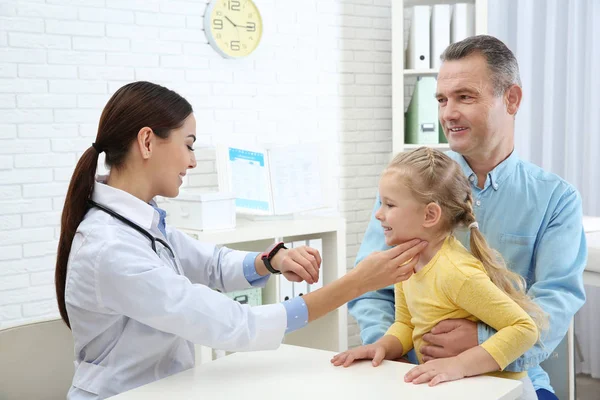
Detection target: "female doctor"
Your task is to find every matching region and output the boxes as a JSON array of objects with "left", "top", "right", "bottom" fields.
[{"left": 55, "top": 81, "right": 427, "bottom": 400}]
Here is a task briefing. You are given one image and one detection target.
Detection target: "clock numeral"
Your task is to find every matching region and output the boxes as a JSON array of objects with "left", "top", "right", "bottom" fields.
[
  {"left": 216, "top": 33, "right": 222, "bottom": 39},
  {"left": 228, "top": 0, "right": 240, "bottom": 11},
  {"left": 246, "top": 22, "right": 256, "bottom": 32},
  {"left": 249, "top": 36, "right": 253, "bottom": 41},
  {"left": 242, "top": 43, "right": 247, "bottom": 49},
  {"left": 231, "top": 40, "right": 240, "bottom": 51},
  {"left": 248, "top": 13, "right": 253, "bottom": 18},
  {"left": 213, "top": 19, "right": 223, "bottom": 30},
  {"left": 216, "top": 11, "right": 222, "bottom": 16}
]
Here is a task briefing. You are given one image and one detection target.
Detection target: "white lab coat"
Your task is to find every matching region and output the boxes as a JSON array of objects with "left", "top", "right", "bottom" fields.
[{"left": 65, "top": 181, "right": 287, "bottom": 399}]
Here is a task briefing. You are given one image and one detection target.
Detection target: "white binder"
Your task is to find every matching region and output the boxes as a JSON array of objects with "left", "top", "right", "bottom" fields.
[
  {"left": 292, "top": 240, "right": 309, "bottom": 297},
  {"left": 406, "top": 5, "right": 431, "bottom": 70},
  {"left": 451, "top": 3, "right": 475, "bottom": 44},
  {"left": 308, "top": 238, "right": 323, "bottom": 292},
  {"left": 279, "top": 242, "right": 294, "bottom": 301},
  {"left": 430, "top": 4, "right": 451, "bottom": 69}
]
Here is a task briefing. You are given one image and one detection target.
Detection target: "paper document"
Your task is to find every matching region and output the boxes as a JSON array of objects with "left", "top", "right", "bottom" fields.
[
  {"left": 217, "top": 142, "right": 331, "bottom": 216},
  {"left": 269, "top": 146, "right": 324, "bottom": 215},
  {"left": 228, "top": 148, "right": 271, "bottom": 212}
]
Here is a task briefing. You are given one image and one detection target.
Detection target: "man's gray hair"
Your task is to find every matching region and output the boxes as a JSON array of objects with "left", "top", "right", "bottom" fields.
[{"left": 440, "top": 35, "right": 521, "bottom": 96}]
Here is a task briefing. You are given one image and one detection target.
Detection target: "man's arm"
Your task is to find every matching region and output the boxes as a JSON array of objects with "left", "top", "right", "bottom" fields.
[
  {"left": 348, "top": 196, "right": 395, "bottom": 345},
  {"left": 480, "top": 187, "right": 587, "bottom": 372}
]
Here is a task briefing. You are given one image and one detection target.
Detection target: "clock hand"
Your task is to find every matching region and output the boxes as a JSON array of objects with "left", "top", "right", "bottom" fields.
[{"left": 225, "top": 16, "right": 237, "bottom": 27}]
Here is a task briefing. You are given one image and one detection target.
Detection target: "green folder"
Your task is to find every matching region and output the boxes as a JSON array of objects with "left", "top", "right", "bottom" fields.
[
  {"left": 405, "top": 77, "right": 439, "bottom": 145},
  {"left": 439, "top": 121, "right": 447, "bottom": 143}
]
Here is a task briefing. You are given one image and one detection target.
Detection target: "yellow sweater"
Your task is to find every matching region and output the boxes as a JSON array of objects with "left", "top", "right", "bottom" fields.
[{"left": 385, "top": 236, "right": 538, "bottom": 380}]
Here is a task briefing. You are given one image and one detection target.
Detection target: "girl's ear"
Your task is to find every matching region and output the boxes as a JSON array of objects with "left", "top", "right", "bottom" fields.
[{"left": 423, "top": 202, "right": 442, "bottom": 228}]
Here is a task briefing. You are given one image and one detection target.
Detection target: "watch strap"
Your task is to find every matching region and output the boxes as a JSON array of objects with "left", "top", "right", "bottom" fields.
[{"left": 261, "top": 242, "right": 287, "bottom": 274}]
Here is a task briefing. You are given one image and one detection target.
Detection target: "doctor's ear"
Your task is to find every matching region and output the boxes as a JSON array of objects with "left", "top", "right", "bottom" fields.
[
  {"left": 136, "top": 127, "right": 154, "bottom": 160},
  {"left": 423, "top": 202, "right": 442, "bottom": 228}
]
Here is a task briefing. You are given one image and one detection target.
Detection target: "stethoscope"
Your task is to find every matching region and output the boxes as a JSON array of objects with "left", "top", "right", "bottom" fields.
[{"left": 88, "top": 200, "right": 176, "bottom": 260}]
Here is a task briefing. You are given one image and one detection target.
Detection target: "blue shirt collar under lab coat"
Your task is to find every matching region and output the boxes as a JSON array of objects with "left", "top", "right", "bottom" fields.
[
  {"left": 152, "top": 205, "right": 168, "bottom": 238},
  {"left": 448, "top": 149, "right": 520, "bottom": 191}
]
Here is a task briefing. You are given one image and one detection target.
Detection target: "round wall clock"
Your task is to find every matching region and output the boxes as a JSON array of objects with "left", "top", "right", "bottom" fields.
[{"left": 204, "top": 0, "right": 264, "bottom": 59}]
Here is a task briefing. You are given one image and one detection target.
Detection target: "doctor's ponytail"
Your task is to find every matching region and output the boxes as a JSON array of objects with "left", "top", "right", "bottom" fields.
[
  {"left": 55, "top": 81, "right": 193, "bottom": 328},
  {"left": 55, "top": 147, "right": 99, "bottom": 328}
]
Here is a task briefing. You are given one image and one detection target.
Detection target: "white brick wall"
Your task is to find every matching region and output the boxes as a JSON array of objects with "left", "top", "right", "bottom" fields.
[{"left": 0, "top": 0, "right": 393, "bottom": 347}]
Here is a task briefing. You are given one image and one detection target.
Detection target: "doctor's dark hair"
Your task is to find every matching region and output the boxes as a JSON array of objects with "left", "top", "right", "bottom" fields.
[
  {"left": 383, "top": 147, "right": 548, "bottom": 336},
  {"left": 55, "top": 81, "right": 193, "bottom": 328}
]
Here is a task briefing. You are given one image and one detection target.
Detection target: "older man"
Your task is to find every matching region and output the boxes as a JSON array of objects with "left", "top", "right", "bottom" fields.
[{"left": 349, "top": 35, "right": 587, "bottom": 400}]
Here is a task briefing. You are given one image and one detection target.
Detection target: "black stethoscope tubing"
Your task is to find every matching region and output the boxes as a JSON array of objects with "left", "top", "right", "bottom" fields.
[{"left": 87, "top": 200, "right": 175, "bottom": 258}]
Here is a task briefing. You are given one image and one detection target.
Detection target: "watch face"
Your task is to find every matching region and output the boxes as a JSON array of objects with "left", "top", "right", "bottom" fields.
[{"left": 204, "top": 0, "right": 263, "bottom": 59}]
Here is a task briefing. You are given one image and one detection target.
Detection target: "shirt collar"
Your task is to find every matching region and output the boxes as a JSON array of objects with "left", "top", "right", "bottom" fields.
[
  {"left": 449, "top": 150, "right": 520, "bottom": 191},
  {"left": 488, "top": 150, "right": 520, "bottom": 189},
  {"left": 91, "top": 177, "right": 157, "bottom": 231}
]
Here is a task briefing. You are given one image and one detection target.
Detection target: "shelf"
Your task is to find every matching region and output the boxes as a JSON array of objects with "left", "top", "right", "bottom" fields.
[
  {"left": 404, "top": 0, "right": 475, "bottom": 6},
  {"left": 186, "top": 214, "right": 349, "bottom": 364},
  {"left": 403, "top": 143, "right": 450, "bottom": 150},
  {"left": 404, "top": 69, "right": 438, "bottom": 77},
  {"left": 182, "top": 215, "right": 344, "bottom": 245}
]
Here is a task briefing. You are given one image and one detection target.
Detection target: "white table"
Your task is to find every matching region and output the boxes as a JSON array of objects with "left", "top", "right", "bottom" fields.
[
  {"left": 110, "top": 345, "right": 522, "bottom": 400},
  {"left": 554, "top": 216, "right": 600, "bottom": 400}
]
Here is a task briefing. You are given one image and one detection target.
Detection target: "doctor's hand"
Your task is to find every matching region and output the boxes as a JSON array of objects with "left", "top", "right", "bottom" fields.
[
  {"left": 351, "top": 239, "right": 427, "bottom": 293},
  {"left": 271, "top": 246, "right": 321, "bottom": 284}
]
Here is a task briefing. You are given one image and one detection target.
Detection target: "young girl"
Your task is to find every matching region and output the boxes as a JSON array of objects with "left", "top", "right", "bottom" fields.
[{"left": 332, "top": 147, "right": 547, "bottom": 399}]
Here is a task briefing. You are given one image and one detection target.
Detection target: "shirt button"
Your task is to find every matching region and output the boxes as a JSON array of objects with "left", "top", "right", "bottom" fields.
[
  {"left": 476, "top": 200, "right": 481, "bottom": 206},
  {"left": 493, "top": 183, "right": 499, "bottom": 190},
  {"left": 469, "top": 175, "right": 475, "bottom": 182}
]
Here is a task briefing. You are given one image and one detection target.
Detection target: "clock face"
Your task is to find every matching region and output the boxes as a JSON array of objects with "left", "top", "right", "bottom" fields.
[{"left": 204, "top": 0, "right": 263, "bottom": 58}]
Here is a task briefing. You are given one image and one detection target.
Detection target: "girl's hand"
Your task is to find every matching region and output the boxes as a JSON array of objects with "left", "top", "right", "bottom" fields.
[
  {"left": 330, "top": 344, "right": 388, "bottom": 368},
  {"left": 404, "top": 357, "right": 467, "bottom": 386},
  {"left": 272, "top": 246, "right": 321, "bottom": 284}
]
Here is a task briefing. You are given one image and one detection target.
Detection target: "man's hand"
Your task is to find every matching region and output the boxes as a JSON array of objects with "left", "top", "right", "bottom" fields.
[{"left": 420, "top": 319, "right": 478, "bottom": 362}]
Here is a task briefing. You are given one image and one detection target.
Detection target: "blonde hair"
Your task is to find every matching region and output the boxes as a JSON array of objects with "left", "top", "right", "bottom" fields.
[{"left": 384, "top": 147, "right": 548, "bottom": 335}]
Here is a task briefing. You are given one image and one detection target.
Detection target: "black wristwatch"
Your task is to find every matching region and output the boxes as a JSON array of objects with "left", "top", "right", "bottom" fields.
[{"left": 261, "top": 242, "right": 287, "bottom": 274}]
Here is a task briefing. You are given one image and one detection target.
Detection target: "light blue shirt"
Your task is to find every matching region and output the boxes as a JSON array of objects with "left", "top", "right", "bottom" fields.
[
  {"left": 155, "top": 208, "right": 309, "bottom": 335},
  {"left": 348, "top": 150, "right": 587, "bottom": 393}
]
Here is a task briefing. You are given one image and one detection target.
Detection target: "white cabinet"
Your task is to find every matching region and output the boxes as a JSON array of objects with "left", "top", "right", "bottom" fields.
[{"left": 181, "top": 215, "right": 347, "bottom": 363}]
